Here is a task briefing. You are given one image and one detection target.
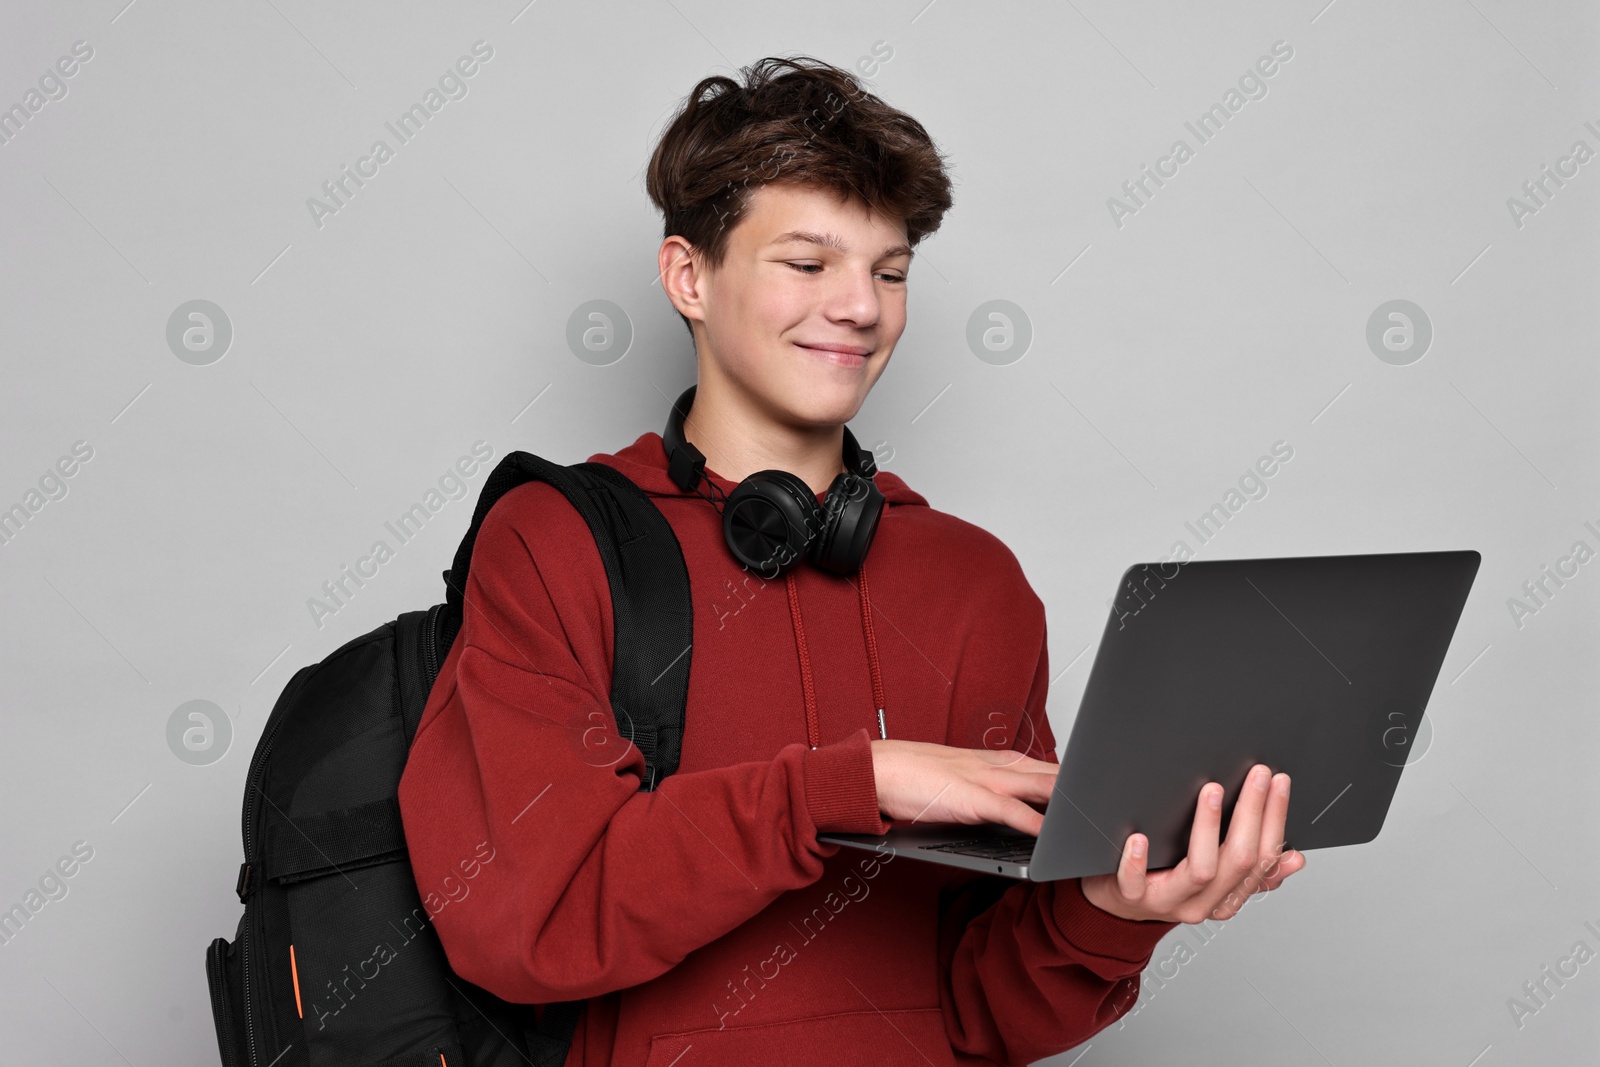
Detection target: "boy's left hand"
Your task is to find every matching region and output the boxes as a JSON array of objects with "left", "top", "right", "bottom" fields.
[{"left": 1079, "top": 763, "right": 1306, "bottom": 924}]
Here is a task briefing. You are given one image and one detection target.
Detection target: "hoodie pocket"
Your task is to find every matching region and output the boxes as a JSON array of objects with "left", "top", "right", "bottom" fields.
[{"left": 643, "top": 1007, "right": 949, "bottom": 1067}]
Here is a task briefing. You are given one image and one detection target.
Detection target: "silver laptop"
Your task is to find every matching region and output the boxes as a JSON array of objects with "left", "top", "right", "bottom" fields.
[{"left": 821, "top": 550, "right": 1481, "bottom": 881}]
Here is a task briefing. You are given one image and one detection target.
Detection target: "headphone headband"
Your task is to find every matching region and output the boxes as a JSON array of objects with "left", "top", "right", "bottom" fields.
[{"left": 661, "top": 385, "right": 876, "bottom": 492}]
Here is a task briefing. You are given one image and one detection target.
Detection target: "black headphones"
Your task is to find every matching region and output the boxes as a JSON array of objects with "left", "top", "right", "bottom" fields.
[{"left": 662, "top": 385, "right": 886, "bottom": 578}]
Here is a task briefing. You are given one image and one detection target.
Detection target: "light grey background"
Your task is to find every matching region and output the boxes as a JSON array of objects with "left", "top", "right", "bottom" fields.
[{"left": 2, "top": 1, "right": 1595, "bottom": 1063}]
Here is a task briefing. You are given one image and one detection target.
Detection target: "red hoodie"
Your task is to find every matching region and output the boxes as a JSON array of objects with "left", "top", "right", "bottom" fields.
[{"left": 397, "top": 429, "right": 1178, "bottom": 1066}]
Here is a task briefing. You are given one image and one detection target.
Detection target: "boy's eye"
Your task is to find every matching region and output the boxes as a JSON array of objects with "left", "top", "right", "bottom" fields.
[{"left": 786, "top": 262, "right": 907, "bottom": 283}]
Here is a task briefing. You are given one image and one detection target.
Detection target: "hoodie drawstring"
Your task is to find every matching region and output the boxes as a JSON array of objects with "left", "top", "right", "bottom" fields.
[
  {"left": 856, "top": 562, "right": 888, "bottom": 731},
  {"left": 785, "top": 558, "right": 886, "bottom": 749}
]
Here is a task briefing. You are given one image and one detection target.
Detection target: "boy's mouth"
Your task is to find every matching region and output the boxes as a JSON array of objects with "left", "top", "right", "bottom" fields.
[{"left": 796, "top": 342, "right": 869, "bottom": 368}]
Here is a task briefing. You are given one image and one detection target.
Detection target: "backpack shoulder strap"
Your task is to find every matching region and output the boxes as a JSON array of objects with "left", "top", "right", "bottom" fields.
[
  {"left": 441, "top": 451, "right": 693, "bottom": 789},
  {"left": 439, "top": 451, "right": 694, "bottom": 1064}
]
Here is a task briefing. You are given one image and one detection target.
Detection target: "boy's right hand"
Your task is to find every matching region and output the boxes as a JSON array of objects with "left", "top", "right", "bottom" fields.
[{"left": 869, "top": 739, "right": 1060, "bottom": 836}]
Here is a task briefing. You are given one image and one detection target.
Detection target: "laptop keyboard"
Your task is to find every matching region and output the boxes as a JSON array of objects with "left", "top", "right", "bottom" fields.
[{"left": 918, "top": 836, "right": 1035, "bottom": 864}]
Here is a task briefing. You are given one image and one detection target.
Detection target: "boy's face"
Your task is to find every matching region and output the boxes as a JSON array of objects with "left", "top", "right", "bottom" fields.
[{"left": 670, "top": 181, "right": 912, "bottom": 429}]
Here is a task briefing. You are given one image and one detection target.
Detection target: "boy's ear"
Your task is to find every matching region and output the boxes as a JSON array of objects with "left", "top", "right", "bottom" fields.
[{"left": 659, "top": 237, "right": 707, "bottom": 324}]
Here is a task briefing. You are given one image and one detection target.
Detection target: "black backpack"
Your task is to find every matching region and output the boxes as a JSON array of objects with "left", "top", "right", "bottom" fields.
[{"left": 205, "top": 452, "right": 694, "bottom": 1067}]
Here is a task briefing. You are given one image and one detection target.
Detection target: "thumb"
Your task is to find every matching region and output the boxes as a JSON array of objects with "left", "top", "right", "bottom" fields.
[{"left": 1117, "top": 834, "right": 1149, "bottom": 904}]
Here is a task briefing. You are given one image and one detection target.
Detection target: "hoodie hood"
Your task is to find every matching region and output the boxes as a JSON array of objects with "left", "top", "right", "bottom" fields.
[
  {"left": 589, "top": 430, "right": 926, "bottom": 752},
  {"left": 588, "top": 431, "right": 930, "bottom": 510}
]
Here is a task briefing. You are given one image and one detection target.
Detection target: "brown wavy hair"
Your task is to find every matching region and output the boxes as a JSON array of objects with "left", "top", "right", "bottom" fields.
[{"left": 645, "top": 55, "right": 955, "bottom": 336}]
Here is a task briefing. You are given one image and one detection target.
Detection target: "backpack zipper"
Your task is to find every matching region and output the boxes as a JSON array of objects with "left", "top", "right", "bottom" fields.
[{"left": 424, "top": 602, "right": 444, "bottom": 681}]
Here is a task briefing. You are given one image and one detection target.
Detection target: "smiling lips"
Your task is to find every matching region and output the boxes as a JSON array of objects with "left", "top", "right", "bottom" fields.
[{"left": 797, "top": 342, "right": 870, "bottom": 368}]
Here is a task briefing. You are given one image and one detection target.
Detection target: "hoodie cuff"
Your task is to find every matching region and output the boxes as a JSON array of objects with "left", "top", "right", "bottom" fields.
[
  {"left": 1052, "top": 877, "right": 1180, "bottom": 967},
  {"left": 802, "top": 727, "right": 890, "bottom": 835}
]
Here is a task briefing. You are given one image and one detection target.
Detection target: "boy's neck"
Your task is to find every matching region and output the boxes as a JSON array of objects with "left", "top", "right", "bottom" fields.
[{"left": 680, "top": 375, "right": 852, "bottom": 497}]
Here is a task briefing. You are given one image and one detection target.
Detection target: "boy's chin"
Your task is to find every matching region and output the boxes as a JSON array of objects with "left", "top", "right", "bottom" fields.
[{"left": 777, "top": 386, "right": 869, "bottom": 427}]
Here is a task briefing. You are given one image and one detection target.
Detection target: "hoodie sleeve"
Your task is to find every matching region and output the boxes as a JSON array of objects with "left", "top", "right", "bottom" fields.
[
  {"left": 936, "top": 601, "right": 1179, "bottom": 1065},
  {"left": 397, "top": 481, "right": 889, "bottom": 1006}
]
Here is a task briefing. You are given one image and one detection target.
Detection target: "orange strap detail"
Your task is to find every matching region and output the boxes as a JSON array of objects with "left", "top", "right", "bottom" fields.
[{"left": 289, "top": 943, "right": 303, "bottom": 1018}]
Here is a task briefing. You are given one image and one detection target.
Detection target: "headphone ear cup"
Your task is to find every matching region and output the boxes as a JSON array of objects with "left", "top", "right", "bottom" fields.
[
  {"left": 809, "top": 474, "right": 886, "bottom": 575},
  {"left": 721, "top": 470, "right": 820, "bottom": 577}
]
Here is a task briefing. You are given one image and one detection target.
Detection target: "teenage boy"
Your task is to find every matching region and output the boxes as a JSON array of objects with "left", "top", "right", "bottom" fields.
[{"left": 398, "top": 55, "right": 1304, "bottom": 1066}]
